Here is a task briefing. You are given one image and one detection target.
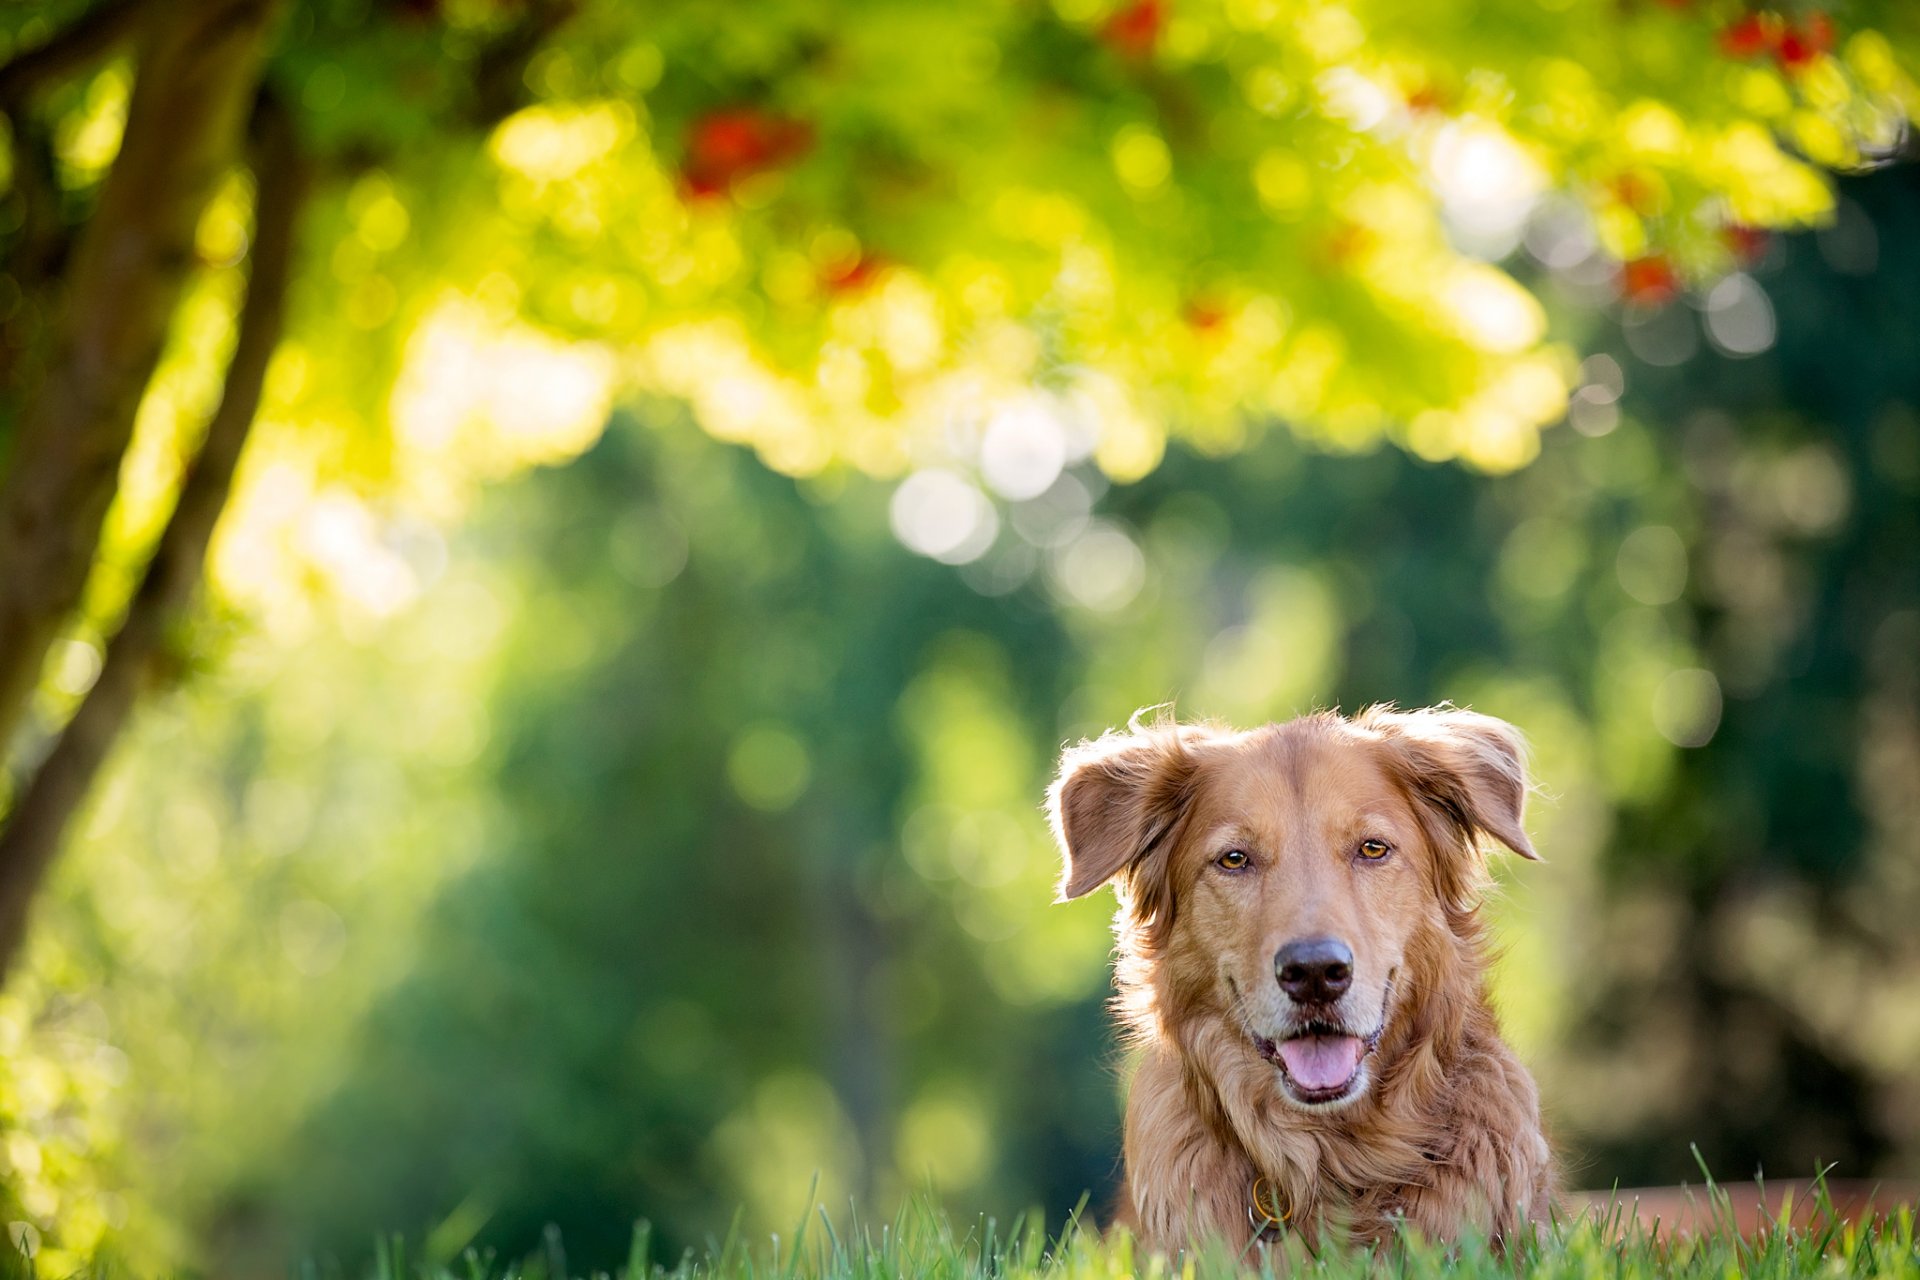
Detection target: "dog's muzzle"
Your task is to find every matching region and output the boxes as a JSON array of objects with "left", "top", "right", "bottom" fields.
[{"left": 1251, "top": 976, "right": 1393, "bottom": 1105}]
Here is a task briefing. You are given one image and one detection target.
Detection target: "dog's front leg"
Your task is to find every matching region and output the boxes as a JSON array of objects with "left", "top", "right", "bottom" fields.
[
  {"left": 1394, "top": 1127, "right": 1552, "bottom": 1251},
  {"left": 1395, "top": 1048, "right": 1555, "bottom": 1249},
  {"left": 1123, "top": 1044, "right": 1256, "bottom": 1253}
]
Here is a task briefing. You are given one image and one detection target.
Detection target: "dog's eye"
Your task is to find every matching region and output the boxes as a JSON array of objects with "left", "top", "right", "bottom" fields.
[
  {"left": 1216, "top": 849, "right": 1251, "bottom": 871},
  {"left": 1358, "top": 839, "right": 1392, "bottom": 860}
]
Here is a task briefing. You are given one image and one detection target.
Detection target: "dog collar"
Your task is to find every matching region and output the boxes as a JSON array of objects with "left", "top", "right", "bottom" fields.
[{"left": 1248, "top": 1176, "right": 1290, "bottom": 1240}]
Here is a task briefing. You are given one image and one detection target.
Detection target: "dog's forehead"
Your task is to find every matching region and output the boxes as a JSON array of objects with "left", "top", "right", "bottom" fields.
[{"left": 1195, "top": 716, "right": 1404, "bottom": 824}]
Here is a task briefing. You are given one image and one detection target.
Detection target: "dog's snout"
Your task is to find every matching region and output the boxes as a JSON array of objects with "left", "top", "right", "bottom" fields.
[{"left": 1274, "top": 936, "right": 1354, "bottom": 1004}]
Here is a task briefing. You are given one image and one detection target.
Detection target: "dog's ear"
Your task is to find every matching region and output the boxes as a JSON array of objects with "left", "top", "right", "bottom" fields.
[
  {"left": 1367, "top": 706, "right": 1537, "bottom": 905},
  {"left": 1047, "top": 724, "right": 1200, "bottom": 902}
]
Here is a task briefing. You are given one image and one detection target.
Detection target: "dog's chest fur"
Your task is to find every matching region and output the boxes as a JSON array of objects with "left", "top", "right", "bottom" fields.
[{"left": 1122, "top": 1002, "right": 1554, "bottom": 1250}]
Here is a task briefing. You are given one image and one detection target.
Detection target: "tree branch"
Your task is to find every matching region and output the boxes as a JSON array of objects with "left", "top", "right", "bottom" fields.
[
  {"left": 471, "top": 0, "right": 580, "bottom": 124},
  {"left": 0, "top": 113, "right": 66, "bottom": 392},
  {"left": 0, "top": 0, "right": 155, "bottom": 412},
  {"left": 315, "top": 1, "right": 579, "bottom": 184},
  {"left": 0, "top": 0, "right": 562, "bottom": 974},
  {"left": 2, "top": 0, "right": 170, "bottom": 391},
  {"left": 0, "top": 0, "right": 156, "bottom": 109},
  {"left": 3, "top": 109, "right": 65, "bottom": 265},
  {"left": 0, "top": 90, "right": 307, "bottom": 981},
  {"left": 0, "top": 0, "right": 282, "bottom": 758}
]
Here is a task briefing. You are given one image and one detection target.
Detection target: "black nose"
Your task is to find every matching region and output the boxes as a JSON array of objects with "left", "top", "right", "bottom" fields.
[{"left": 1274, "top": 936, "right": 1354, "bottom": 1004}]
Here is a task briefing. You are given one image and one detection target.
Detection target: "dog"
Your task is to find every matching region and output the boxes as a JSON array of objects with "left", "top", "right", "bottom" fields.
[{"left": 1047, "top": 705, "right": 1554, "bottom": 1252}]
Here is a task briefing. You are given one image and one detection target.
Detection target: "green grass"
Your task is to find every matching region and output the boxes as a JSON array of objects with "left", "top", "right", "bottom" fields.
[
  {"left": 336, "top": 1182, "right": 1918, "bottom": 1280},
  {"left": 8, "top": 1181, "right": 1913, "bottom": 1280}
]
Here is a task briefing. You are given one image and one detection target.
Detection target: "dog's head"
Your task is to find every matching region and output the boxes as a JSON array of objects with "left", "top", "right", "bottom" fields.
[{"left": 1048, "top": 706, "right": 1537, "bottom": 1111}]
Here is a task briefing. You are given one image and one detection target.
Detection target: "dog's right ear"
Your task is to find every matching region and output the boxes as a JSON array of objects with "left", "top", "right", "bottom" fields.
[{"left": 1047, "top": 725, "right": 1199, "bottom": 902}]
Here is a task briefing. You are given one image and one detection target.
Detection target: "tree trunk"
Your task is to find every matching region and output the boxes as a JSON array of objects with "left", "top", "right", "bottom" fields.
[
  {"left": 0, "top": 0, "right": 281, "bottom": 758},
  {"left": 0, "top": 89, "right": 306, "bottom": 977},
  {"left": 0, "top": 89, "right": 306, "bottom": 979}
]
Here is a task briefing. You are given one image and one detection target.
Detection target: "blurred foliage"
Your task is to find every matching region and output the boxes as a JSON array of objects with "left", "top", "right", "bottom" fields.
[
  {"left": 8, "top": 0, "right": 1920, "bottom": 619},
  {"left": 0, "top": 163, "right": 1909, "bottom": 1275},
  {"left": 2, "top": 0, "right": 1920, "bottom": 1275},
  {"left": 269, "top": 0, "right": 1917, "bottom": 486}
]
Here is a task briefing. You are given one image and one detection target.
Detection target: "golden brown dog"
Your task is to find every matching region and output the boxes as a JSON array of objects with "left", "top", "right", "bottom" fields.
[{"left": 1048, "top": 706, "right": 1553, "bottom": 1252}]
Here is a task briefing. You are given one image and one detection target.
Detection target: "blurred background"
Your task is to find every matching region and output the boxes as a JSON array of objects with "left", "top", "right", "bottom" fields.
[{"left": 0, "top": 0, "right": 1917, "bottom": 1275}]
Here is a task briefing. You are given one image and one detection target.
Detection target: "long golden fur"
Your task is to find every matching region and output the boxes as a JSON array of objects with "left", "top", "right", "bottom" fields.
[{"left": 1047, "top": 706, "right": 1554, "bottom": 1252}]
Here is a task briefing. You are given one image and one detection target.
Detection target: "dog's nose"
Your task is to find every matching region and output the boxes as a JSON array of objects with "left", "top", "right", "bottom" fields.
[{"left": 1274, "top": 936, "right": 1354, "bottom": 1004}]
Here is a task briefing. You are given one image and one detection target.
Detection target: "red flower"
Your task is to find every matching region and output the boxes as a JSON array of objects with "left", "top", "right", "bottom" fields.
[
  {"left": 1776, "top": 14, "right": 1832, "bottom": 70},
  {"left": 1718, "top": 14, "right": 1776, "bottom": 59},
  {"left": 1622, "top": 255, "right": 1681, "bottom": 305},
  {"left": 1183, "top": 297, "right": 1227, "bottom": 332},
  {"left": 1101, "top": 0, "right": 1165, "bottom": 58},
  {"left": 1776, "top": 28, "right": 1816, "bottom": 68},
  {"left": 1723, "top": 223, "right": 1770, "bottom": 263},
  {"left": 1321, "top": 222, "right": 1373, "bottom": 268},
  {"left": 682, "top": 108, "right": 814, "bottom": 197},
  {"left": 680, "top": 171, "right": 728, "bottom": 202},
  {"left": 821, "top": 254, "right": 886, "bottom": 295},
  {"left": 1611, "top": 172, "right": 1658, "bottom": 215}
]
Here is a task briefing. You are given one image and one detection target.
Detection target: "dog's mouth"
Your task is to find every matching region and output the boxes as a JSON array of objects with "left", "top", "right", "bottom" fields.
[
  {"left": 1252, "top": 1020, "right": 1383, "bottom": 1104},
  {"left": 1242, "top": 974, "right": 1395, "bottom": 1107}
]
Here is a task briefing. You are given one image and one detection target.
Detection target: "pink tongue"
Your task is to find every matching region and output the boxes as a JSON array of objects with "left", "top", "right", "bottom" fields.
[{"left": 1277, "top": 1035, "right": 1363, "bottom": 1091}]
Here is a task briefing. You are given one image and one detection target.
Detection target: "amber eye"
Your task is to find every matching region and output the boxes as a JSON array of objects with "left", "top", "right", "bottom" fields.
[
  {"left": 1216, "top": 849, "right": 1251, "bottom": 870},
  {"left": 1358, "top": 839, "right": 1392, "bottom": 861}
]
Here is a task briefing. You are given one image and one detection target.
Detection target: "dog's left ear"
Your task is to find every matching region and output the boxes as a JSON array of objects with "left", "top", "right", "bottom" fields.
[
  {"left": 1046, "top": 724, "right": 1199, "bottom": 903},
  {"left": 1368, "top": 705, "right": 1538, "bottom": 872}
]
